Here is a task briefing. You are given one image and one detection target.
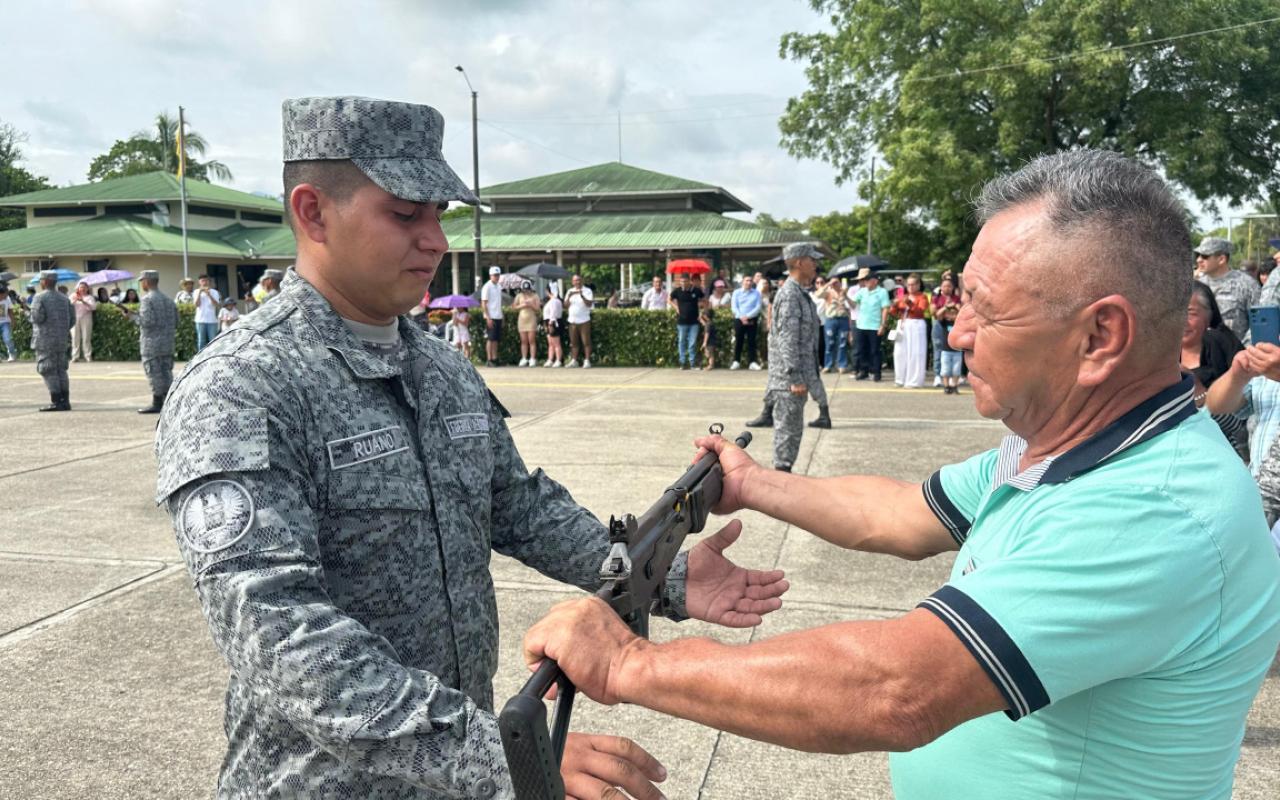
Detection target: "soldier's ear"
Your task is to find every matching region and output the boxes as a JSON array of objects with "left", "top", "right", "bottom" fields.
[{"left": 290, "top": 184, "right": 329, "bottom": 245}]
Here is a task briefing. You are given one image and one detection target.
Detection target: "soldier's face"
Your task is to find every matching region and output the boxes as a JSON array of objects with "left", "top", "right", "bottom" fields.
[{"left": 325, "top": 182, "right": 450, "bottom": 319}]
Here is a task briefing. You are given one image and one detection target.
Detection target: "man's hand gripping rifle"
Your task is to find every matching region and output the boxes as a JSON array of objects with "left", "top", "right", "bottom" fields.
[{"left": 498, "top": 425, "right": 753, "bottom": 800}]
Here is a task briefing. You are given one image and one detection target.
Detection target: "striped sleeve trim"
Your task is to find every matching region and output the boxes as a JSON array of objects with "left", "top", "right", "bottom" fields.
[
  {"left": 922, "top": 471, "right": 971, "bottom": 546},
  {"left": 918, "top": 585, "right": 1050, "bottom": 721}
]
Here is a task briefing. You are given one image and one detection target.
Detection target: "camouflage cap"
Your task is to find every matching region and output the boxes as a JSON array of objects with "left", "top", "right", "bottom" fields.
[
  {"left": 140, "top": 270, "right": 160, "bottom": 281},
  {"left": 782, "top": 242, "right": 823, "bottom": 262},
  {"left": 263, "top": 269, "right": 285, "bottom": 282},
  {"left": 282, "top": 96, "right": 479, "bottom": 206},
  {"left": 1193, "top": 236, "right": 1232, "bottom": 257},
  {"left": 38, "top": 270, "right": 59, "bottom": 282}
]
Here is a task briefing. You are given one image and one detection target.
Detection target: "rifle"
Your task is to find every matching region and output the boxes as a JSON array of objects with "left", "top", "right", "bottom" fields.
[{"left": 498, "top": 425, "right": 753, "bottom": 800}]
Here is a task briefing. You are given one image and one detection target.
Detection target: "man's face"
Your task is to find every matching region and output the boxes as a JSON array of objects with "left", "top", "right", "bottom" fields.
[
  {"left": 198, "top": 278, "right": 210, "bottom": 289},
  {"left": 318, "top": 182, "right": 450, "bottom": 318},
  {"left": 679, "top": 275, "right": 691, "bottom": 290},
  {"left": 742, "top": 277, "right": 752, "bottom": 291},
  {"left": 572, "top": 275, "right": 582, "bottom": 290},
  {"left": 792, "top": 256, "right": 819, "bottom": 284},
  {"left": 1196, "top": 252, "right": 1227, "bottom": 272},
  {"left": 653, "top": 277, "right": 663, "bottom": 291},
  {"left": 950, "top": 203, "right": 1082, "bottom": 431},
  {"left": 489, "top": 272, "right": 499, "bottom": 284}
]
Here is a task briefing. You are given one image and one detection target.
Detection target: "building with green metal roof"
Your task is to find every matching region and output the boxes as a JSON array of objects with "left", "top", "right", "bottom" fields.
[
  {"left": 0, "top": 171, "right": 291, "bottom": 300},
  {"left": 439, "top": 162, "right": 824, "bottom": 293},
  {"left": 0, "top": 162, "right": 821, "bottom": 298}
]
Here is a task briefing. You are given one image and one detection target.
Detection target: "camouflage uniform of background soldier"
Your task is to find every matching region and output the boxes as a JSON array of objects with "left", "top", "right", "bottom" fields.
[
  {"left": 156, "top": 96, "right": 774, "bottom": 800},
  {"left": 30, "top": 269, "right": 74, "bottom": 412},
  {"left": 132, "top": 269, "right": 177, "bottom": 414},
  {"left": 766, "top": 243, "right": 825, "bottom": 471}
]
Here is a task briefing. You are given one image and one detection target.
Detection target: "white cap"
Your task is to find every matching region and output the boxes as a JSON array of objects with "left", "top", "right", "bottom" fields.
[{"left": 488, "top": 266, "right": 501, "bottom": 275}]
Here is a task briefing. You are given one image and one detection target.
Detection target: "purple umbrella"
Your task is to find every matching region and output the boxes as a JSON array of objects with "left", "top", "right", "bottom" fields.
[
  {"left": 80, "top": 270, "right": 135, "bottom": 286},
  {"left": 428, "top": 294, "right": 480, "bottom": 309}
]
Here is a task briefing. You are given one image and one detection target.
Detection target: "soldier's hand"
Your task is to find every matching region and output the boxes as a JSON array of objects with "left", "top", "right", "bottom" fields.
[
  {"left": 691, "top": 434, "right": 760, "bottom": 514},
  {"left": 790, "top": 383, "right": 807, "bottom": 397},
  {"left": 560, "top": 733, "right": 667, "bottom": 800}
]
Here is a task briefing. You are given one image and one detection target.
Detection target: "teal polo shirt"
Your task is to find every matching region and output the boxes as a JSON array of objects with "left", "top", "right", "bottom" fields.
[
  {"left": 895, "top": 375, "right": 1280, "bottom": 800},
  {"left": 851, "top": 286, "right": 891, "bottom": 331}
]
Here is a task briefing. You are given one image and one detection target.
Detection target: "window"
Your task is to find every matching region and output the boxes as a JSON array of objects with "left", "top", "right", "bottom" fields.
[
  {"left": 187, "top": 204, "right": 237, "bottom": 220},
  {"left": 102, "top": 204, "right": 153, "bottom": 215},
  {"left": 241, "top": 211, "right": 283, "bottom": 224},
  {"left": 24, "top": 259, "right": 57, "bottom": 271},
  {"left": 84, "top": 259, "right": 111, "bottom": 272},
  {"left": 32, "top": 206, "right": 95, "bottom": 218}
]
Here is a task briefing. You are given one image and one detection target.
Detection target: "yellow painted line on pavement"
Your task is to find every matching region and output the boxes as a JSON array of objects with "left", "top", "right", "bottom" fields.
[{"left": 0, "top": 374, "right": 949, "bottom": 394}]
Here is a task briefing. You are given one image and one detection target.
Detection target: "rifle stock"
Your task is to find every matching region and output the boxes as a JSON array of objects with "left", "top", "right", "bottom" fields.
[{"left": 499, "top": 428, "right": 751, "bottom": 800}]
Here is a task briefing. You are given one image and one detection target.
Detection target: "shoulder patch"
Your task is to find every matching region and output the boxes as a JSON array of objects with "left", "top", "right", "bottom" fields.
[{"left": 179, "top": 479, "right": 256, "bottom": 553}]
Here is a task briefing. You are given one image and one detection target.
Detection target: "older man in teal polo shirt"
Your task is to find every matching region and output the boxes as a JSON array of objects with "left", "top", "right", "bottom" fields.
[{"left": 522, "top": 150, "right": 1280, "bottom": 799}]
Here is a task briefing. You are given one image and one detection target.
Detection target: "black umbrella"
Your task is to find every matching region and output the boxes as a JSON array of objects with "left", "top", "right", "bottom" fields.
[
  {"left": 0, "top": 272, "right": 17, "bottom": 283},
  {"left": 828, "top": 254, "right": 889, "bottom": 280},
  {"left": 760, "top": 254, "right": 786, "bottom": 279},
  {"left": 517, "top": 262, "right": 573, "bottom": 280}
]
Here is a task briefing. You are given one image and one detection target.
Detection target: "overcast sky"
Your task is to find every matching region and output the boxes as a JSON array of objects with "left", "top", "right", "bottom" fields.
[{"left": 3, "top": 0, "right": 864, "bottom": 223}]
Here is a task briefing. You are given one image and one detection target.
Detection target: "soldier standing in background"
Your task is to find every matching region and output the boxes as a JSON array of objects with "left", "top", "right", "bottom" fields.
[
  {"left": 30, "top": 270, "right": 74, "bottom": 412},
  {"left": 258, "top": 268, "right": 285, "bottom": 305},
  {"left": 155, "top": 96, "right": 785, "bottom": 800},
  {"left": 132, "top": 269, "right": 177, "bottom": 414},
  {"left": 766, "top": 243, "right": 825, "bottom": 471}
]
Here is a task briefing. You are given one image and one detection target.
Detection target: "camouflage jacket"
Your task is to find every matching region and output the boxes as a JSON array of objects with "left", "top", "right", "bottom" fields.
[
  {"left": 156, "top": 271, "right": 687, "bottom": 800},
  {"left": 766, "top": 277, "right": 821, "bottom": 391},
  {"left": 29, "top": 288, "right": 73, "bottom": 352},
  {"left": 137, "top": 288, "right": 177, "bottom": 358}
]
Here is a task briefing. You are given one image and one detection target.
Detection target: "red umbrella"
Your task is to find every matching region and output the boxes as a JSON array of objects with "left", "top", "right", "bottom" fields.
[{"left": 665, "top": 259, "right": 711, "bottom": 274}]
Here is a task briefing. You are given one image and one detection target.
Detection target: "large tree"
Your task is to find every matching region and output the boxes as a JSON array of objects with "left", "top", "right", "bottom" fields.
[
  {"left": 758, "top": 205, "right": 950, "bottom": 272},
  {"left": 0, "top": 121, "right": 52, "bottom": 231},
  {"left": 779, "top": 0, "right": 1280, "bottom": 253},
  {"left": 88, "top": 111, "right": 233, "bottom": 183}
]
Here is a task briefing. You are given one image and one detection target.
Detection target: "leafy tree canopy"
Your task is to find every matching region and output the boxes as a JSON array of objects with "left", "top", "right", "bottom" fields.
[
  {"left": 780, "top": 0, "right": 1280, "bottom": 255},
  {"left": 88, "top": 111, "right": 233, "bottom": 183},
  {"left": 0, "top": 121, "right": 52, "bottom": 231},
  {"left": 757, "top": 205, "right": 951, "bottom": 272}
]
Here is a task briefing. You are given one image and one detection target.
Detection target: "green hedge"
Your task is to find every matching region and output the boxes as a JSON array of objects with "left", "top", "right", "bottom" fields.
[
  {"left": 466, "top": 307, "right": 771, "bottom": 367},
  {"left": 7, "top": 302, "right": 198, "bottom": 361}
]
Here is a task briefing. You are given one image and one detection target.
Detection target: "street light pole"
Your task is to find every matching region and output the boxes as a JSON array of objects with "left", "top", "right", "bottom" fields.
[{"left": 456, "top": 66, "right": 482, "bottom": 292}]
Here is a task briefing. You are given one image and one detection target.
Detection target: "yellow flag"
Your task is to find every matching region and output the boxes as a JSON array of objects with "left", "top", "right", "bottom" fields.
[{"left": 176, "top": 124, "right": 185, "bottom": 178}]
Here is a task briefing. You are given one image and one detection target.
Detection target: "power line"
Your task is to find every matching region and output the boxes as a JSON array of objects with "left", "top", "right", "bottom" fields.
[
  {"left": 904, "top": 15, "right": 1280, "bottom": 83},
  {"left": 484, "top": 96, "right": 788, "bottom": 124},
  {"left": 477, "top": 119, "right": 594, "bottom": 165}
]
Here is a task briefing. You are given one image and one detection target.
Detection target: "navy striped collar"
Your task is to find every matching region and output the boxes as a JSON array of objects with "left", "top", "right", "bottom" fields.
[{"left": 991, "top": 374, "right": 1197, "bottom": 492}]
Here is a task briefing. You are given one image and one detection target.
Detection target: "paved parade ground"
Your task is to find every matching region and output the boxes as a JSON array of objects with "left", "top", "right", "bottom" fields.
[{"left": 2, "top": 360, "right": 1278, "bottom": 799}]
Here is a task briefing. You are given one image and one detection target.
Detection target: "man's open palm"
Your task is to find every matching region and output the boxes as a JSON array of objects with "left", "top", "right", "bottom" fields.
[{"left": 685, "top": 520, "right": 787, "bottom": 628}]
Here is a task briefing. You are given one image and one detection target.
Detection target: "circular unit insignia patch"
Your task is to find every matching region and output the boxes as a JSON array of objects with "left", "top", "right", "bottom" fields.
[{"left": 179, "top": 479, "right": 256, "bottom": 553}]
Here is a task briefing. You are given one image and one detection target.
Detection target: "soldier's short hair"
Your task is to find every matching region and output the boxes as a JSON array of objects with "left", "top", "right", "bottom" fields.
[{"left": 282, "top": 159, "right": 372, "bottom": 230}]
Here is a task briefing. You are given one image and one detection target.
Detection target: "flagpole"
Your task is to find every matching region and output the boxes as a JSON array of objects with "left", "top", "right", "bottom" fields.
[{"left": 178, "top": 106, "right": 190, "bottom": 281}]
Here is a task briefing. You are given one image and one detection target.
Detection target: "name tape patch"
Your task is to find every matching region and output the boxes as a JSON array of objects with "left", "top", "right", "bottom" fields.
[
  {"left": 444, "top": 413, "right": 490, "bottom": 440},
  {"left": 327, "top": 426, "right": 409, "bottom": 471}
]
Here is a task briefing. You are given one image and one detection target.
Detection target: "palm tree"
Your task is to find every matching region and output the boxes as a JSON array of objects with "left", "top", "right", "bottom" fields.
[{"left": 137, "top": 112, "right": 233, "bottom": 183}]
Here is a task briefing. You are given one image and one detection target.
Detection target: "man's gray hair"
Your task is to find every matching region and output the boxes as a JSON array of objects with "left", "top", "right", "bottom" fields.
[{"left": 976, "top": 149, "right": 1192, "bottom": 350}]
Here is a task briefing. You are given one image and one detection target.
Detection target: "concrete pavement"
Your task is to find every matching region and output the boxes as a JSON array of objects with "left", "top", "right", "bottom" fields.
[{"left": 1, "top": 359, "right": 1277, "bottom": 798}]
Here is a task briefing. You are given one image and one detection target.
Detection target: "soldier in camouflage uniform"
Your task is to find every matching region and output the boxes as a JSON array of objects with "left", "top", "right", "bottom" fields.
[
  {"left": 133, "top": 269, "right": 177, "bottom": 414},
  {"left": 156, "top": 96, "right": 785, "bottom": 800},
  {"left": 30, "top": 270, "right": 74, "bottom": 412},
  {"left": 766, "top": 243, "right": 825, "bottom": 472},
  {"left": 259, "top": 268, "right": 285, "bottom": 305}
]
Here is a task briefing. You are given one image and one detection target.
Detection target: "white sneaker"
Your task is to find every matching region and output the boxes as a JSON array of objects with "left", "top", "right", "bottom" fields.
[
  {"left": 552, "top": 360, "right": 563, "bottom": 368},
  {"left": 567, "top": 360, "right": 580, "bottom": 368},
  {"left": 748, "top": 362, "right": 761, "bottom": 371},
  {"left": 934, "top": 376, "right": 942, "bottom": 387},
  {"left": 730, "top": 361, "right": 741, "bottom": 370},
  {"left": 582, "top": 359, "right": 592, "bottom": 369},
  {"left": 5, "top": 355, "right": 13, "bottom": 362},
  {"left": 543, "top": 359, "right": 553, "bottom": 368}
]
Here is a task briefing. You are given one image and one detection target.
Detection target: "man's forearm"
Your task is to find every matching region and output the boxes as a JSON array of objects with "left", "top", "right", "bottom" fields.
[
  {"left": 740, "top": 468, "right": 951, "bottom": 559},
  {"left": 616, "top": 613, "right": 973, "bottom": 754}
]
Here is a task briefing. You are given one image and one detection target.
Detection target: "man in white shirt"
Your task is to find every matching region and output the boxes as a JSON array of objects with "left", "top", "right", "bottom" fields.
[
  {"left": 480, "top": 266, "right": 504, "bottom": 367},
  {"left": 641, "top": 276, "right": 668, "bottom": 310},
  {"left": 193, "top": 274, "right": 222, "bottom": 353},
  {"left": 565, "top": 273, "right": 594, "bottom": 368}
]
